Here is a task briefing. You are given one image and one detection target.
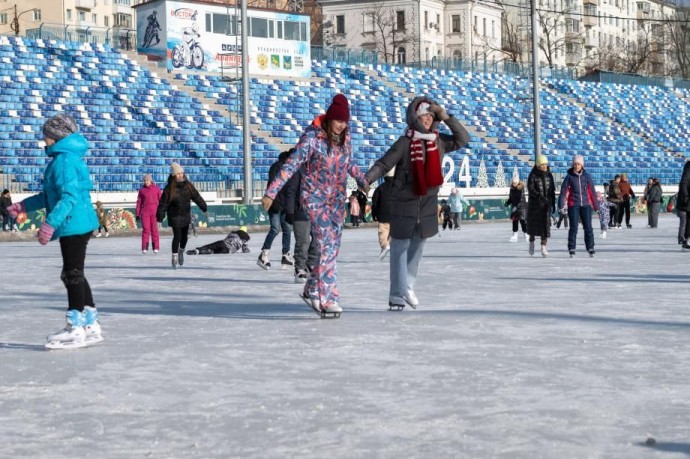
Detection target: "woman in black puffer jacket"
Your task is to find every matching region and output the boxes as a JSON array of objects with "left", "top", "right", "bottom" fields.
[{"left": 157, "top": 162, "right": 207, "bottom": 268}]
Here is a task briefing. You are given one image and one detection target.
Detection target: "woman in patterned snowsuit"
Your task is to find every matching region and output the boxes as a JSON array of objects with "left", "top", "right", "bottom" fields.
[{"left": 262, "top": 94, "right": 368, "bottom": 315}]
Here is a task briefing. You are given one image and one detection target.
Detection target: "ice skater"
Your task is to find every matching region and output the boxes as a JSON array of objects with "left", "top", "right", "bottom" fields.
[
  {"left": 6, "top": 114, "right": 102, "bottom": 349},
  {"left": 526, "top": 155, "right": 555, "bottom": 257},
  {"left": 364, "top": 96, "right": 470, "bottom": 311},
  {"left": 439, "top": 199, "right": 453, "bottom": 230},
  {"left": 258, "top": 150, "right": 294, "bottom": 270},
  {"left": 136, "top": 174, "right": 162, "bottom": 253},
  {"left": 448, "top": 187, "right": 469, "bottom": 230},
  {"left": 596, "top": 191, "right": 617, "bottom": 239},
  {"left": 558, "top": 154, "right": 598, "bottom": 257},
  {"left": 95, "top": 201, "right": 109, "bottom": 238},
  {"left": 284, "top": 164, "right": 319, "bottom": 283},
  {"left": 186, "top": 229, "right": 250, "bottom": 255},
  {"left": 262, "top": 94, "right": 368, "bottom": 318},
  {"left": 156, "top": 162, "right": 207, "bottom": 269},
  {"left": 506, "top": 177, "right": 528, "bottom": 242}
]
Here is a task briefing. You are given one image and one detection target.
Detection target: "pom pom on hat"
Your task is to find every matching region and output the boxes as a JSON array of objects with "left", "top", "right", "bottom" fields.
[
  {"left": 170, "top": 162, "right": 184, "bottom": 175},
  {"left": 535, "top": 155, "right": 548, "bottom": 166},
  {"left": 325, "top": 94, "right": 350, "bottom": 122},
  {"left": 43, "top": 113, "right": 78, "bottom": 141},
  {"left": 415, "top": 101, "right": 432, "bottom": 118}
]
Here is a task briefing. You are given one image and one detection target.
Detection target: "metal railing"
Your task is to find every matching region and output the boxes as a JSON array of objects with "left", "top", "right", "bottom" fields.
[{"left": 25, "top": 23, "right": 135, "bottom": 50}]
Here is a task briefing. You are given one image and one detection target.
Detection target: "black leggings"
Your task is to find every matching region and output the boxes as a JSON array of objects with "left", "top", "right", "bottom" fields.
[
  {"left": 172, "top": 226, "right": 189, "bottom": 253},
  {"left": 59, "top": 233, "right": 94, "bottom": 311},
  {"left": 512, "top": 219, "right": 526, "bottom": 233}
]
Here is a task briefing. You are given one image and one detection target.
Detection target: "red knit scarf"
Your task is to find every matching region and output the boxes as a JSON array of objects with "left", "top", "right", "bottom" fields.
[{"left": 408, "top": 129, "right": 442, "bottom": 196}]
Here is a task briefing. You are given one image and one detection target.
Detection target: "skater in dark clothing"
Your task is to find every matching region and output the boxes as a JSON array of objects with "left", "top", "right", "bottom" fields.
[
  {"left": 156, "top": 162, "right": 207, "bottom": 269},
  {"left": 258, "top": 150, "right": 294, "bottom": 270},
  {"left": 355, "top": 188, "right": 368, "bottom": 223},
  {"left": 1, "top": 189, "right": 17, "bottom": 231},
  {"left": 284, "top": 165, "right": 319, "bottom": 283},
  {"left": 6, "top": 113, "right": 101, "bottom": 349},
  {"left": 186, "top": 229, "right": 250, "bottom": 255},
  {"left": 558, "top": 154, "right": 598, "bottom": 257},
  {"left": 526, "top": 155, "right": 556, "bottom": 257},
  {"left": 364, "top": 96, "right": 470, "bottom": 310},
  {"left": 646, "top": 178, "right": 663, "bottom": 228},
  {"left": 617, "top": 173, "right": 635, "bottom": 228},
  {"left": 677, "top": 161, "right": 690, "bottom": 249},
  {"left": 506, "top": 177, "right": 527, "bottom": 242},
  {"left": 608, "top": 175, "right": 623, "bottom": 228},
  {"left": 439, "top": 199, "right": 453, "bottom": 230},
  {"left": 371, "top": 168, "right": 394, "bottom": 260}
]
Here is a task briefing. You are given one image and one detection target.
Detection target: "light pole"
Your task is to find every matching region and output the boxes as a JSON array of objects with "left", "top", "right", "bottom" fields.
[{"left": 8, "top": 5, "right": 38, "bottom": 36}]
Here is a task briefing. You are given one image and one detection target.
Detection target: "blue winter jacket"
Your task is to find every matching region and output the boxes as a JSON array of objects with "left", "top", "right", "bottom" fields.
[
  {"left": 558, "top": 167, "right": 599, "bottom": 211},
  {"left": 22, "top": 133, "right": 99, "bottom": 239},
  {"left": 448, "top": 192, "right": 469, "bottom": 213}
]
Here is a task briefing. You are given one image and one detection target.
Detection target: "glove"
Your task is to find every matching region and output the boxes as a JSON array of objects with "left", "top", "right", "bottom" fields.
[
  {"left": 428, "top": 104, "right": 449, "bottom": 121},
  {"left": 261, "top": 196, "right": 273, "bottom": 211},
  {"left": 37, "top": 222, "right": 55, "bottom": 245},
  {"left": 6, "top": 202, "right": 25, "bottom": 219},
  {"left": 285, "top": 213, "right": 295, "bottom": 225},
  {"left": 135, "top": 215, "right": 140, "bottom": 222}
]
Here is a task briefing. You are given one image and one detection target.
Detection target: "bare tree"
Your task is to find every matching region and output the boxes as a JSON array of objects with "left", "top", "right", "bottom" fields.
[
  {"left": 362, "top": 3, "right": 414, "bottom": 64},
  {"left": 593, "top": 25, "right": 658, "bottom": 75},
  {"left": 479, "top": 10, "right": 524, "bottom": 63},
  {"left": 534, "top": 6, "right": 584, "bottom": 68},
  {"left": 664, "top": 9, "right": 690, "bottom": 78}
]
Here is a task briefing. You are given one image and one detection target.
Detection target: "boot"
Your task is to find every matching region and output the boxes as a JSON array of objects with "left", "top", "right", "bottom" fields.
[
  {"left": 509, "top": 232, "right": 518, "bottom": 242},
  {"left": 172, "top": 253, "right": 179, "bottom": 269}
]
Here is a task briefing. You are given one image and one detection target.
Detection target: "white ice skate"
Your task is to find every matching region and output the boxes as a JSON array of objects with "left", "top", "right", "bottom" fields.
[
  {"left": 403, "top": 290, "right": 419, "bottom": 309},
  {"left": 84, "top": 306, "right": 104, "bottom": 345},
  {"left": 281, "top": 251, "right": 294, "bottom": 270},
  {"left": 294, "top": 269, "right": 308, "bottom": 284},
  {"left": 257, "top": 249, "right": 271, "bottom": 270},
  {"left": 509, "top": 232, "right": 518, "bottom": 242},
  {"left": 300, "top": 291, "right": 322, "bottom": 315},
  {"left": 379, "top": 246, "right": 390, "bottom": 261},
  {"left": 45, "top": 310, "right": 87, "bottom": 350},
  {"left": 541, "top": 245, "right": 549, "bottom": 258},
  {"left": 320, "top": 303, "right": 342, "bottom": 319},
  {"left": 600, "top": 231, "right": 607, "bottom": 239}
]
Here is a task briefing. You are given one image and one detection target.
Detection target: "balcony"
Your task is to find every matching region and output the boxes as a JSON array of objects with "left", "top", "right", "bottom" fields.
[
  {"left": 583, "top": 0, "right": 598, "bottom": 4},
  {"left": 584, "top": 35, "right": 597, "bottom": 48},
  {"left": 113, "top": 2, "right": 133, "bottom": 14},
  {"left": 75, "top": 0, "right": 96, "bottom": 9},
  {"left": 583, "top": 15, "right": 598, "bottom": 27},
  {"left": 565, "top": 51, "right": 582, "bottom": 66}
]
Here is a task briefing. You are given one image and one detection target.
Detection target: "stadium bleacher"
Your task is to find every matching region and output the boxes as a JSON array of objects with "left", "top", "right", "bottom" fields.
[{"left": 0, "top": 34, "right": 686, "bottom": 193}]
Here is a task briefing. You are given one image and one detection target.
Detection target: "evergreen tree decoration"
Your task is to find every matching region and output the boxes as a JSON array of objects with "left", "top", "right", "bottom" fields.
[
  {"left": 494, "top": 160, "right": 507, "bottom": 187},
  {"left": 512, "top": 165, "right": 520, "bottom": 184},
  {"left": 476, "top": 159, "right": 489, "bottom": 188}
]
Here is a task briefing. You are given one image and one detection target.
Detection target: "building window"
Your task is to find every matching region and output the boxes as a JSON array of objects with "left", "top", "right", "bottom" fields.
[
  {"left": 453, "top": 49, "right": 462, "bottom": 60},
  {"left": 0, "top": 13, "right": 6, "bottom": 25},
  {"left": 424, "top": 11, "right": 428, "bottom": 28},
  {"left": 396, "top": 11, "right": 405, "bottom": 31},
  {"left": 483, "top": 18, "right": 486, "bottom": 36},
  {"left": 362, "top": 13, "right": 374, "bottom": 33},
  {"left": 92, "top": 14, "right": 97, "bottom": 24},
  {"left": 104, "top": 16, "right": 109, "bottom": 26},
  {"left": 33, "top": 9, "right": 41, "bottom": 21},
  {"left": 452, "top": 15, "right": 460, "bottom": 33},
  {"left": 436, "top": 13, "right": 440, "bottom": 29},
  {"left": 66, "top": 9, "right": 72, "bottom": 21},
  {"left": 492, "top": 20, "right": 495, "bottom": 38},
  {"left": 425, "top": 47, "right": 429, "bottom": 61},
  {"left": 566, "top": 19, "right": 579, "bottom": 32},
  {"left": 397, "top": 46, "right": 406, "bottom": 64},
  {"left": 79, "top": 11, "right": 86, "bottom": 21},
  {"left": 336, "top": 15, "right": 345, "bottom": 34},
  {"left": 114, "top": 13, "right": 132, "bottom": 28},
  {"left": 474, "top": 16, "right": 478, "bottom": 33}
]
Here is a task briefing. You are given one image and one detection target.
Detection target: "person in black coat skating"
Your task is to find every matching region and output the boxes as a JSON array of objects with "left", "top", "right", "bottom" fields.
[
  {"left": 526, "top": 155, "right": 556, "bottom": 257},
  {"left": 156, "top": 162, "right": 207, "bottom": 268}
]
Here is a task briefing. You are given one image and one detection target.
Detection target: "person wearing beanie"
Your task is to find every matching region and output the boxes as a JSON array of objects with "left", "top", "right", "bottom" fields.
[
  {"left": 363, "top": 96, "right": 470, "bottom": 310},
  {"left": 0, "top": 188, "right": 18, "bottom": 231},
  {"left": 5, "top": 113, "right": 101, "bottom": 349},
  {"left": 157, "top": 162, "right": 208, "bottom": 269},
  {"left": 558, "top": 154, "right": 598, "bottom": 257},
  {"left": 262, "top": 93, "right": 368, "bottom": 317},
  {"left": 526, "top": 155, "right": 556, "bottom": 257},
  {"left": 136, "top": 173, "right": 162, "bottom": 254},
  {"left": 506, "top": 177, "right": 528, "bottom": 242},
  {"left": 617, "top": 172, "right": 635, "bottom": 228}
]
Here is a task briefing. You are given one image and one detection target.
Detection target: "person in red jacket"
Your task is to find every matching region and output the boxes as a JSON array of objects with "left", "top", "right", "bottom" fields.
[
  {"left": 617, "top": 172, "right": 636, "bottom": 228},
  {"left": 136, "top": 174, "right": 162, "bottom": 254}
]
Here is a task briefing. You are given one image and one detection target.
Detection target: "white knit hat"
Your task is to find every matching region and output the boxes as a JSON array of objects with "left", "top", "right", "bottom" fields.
[{"left": 170, "top": 162, "right": 184, "bottom": 175}]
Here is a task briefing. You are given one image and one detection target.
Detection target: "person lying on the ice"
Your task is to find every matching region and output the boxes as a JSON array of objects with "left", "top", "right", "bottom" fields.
[{"left": 186, "top": 230, "right": 250, "bottom": 255}]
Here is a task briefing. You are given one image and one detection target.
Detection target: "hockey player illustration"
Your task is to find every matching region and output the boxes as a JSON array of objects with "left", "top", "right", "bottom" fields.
[
  {"left": 142, "top": 10, "right": 161, "bottom": 48},
  {"left": 172, "top": 20, "right": 205, "bottom": 69}
]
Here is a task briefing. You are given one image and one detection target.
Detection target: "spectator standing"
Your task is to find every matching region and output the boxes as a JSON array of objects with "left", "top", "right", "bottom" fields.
[
  {"left": 1, "top": 189, "right": 17, "bottom": 231},
  {"left": 646, "top": 178, "right": 663, "bottom": 228},
  {"left": 506, "top": 177, "right": 528, "bottom": 242},
  {"left": 617, "top": 173, "right": 635, "bottom": 228},
  {"left": 135, "top": 174, "right": 162, "bottom": 254}
]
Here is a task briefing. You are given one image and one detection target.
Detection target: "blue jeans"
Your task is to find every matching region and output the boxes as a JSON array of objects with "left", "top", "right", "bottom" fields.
[
  {"left": 389, "top": 228, "right": 427, "bottom": 299},
  {"left": 567, "top": 206, "right": 595, "bottom": 251},
  {"left": 261, "top": 211, "right": 292, "bottom": 253}
]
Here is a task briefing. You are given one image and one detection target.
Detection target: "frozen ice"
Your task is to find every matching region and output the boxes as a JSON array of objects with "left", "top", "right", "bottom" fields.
[{"left": 1, "top": 215, "right": 689, "bottom": 458}]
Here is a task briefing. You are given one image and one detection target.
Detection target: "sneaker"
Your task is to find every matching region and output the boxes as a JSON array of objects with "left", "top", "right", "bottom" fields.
[
  {"left": 379, "top": 246, "right": 390, "bottom": 261},
  {"left": 172, "top": 253, "right": 179, "bottom": 269},
  {"left": 600, "top": 231, "right": 607, "bottom": 239},
  {"left": 509, "top": 233, "right": 518, "bottom": 242},
  {"left": 84, "top": 306, "right": 103, "bottom": 344},
  {"left": 46, "top": 310, "right": 86, "bottom": 345},
  {"left": 281, "top": 251, "right": 295, "bottom": 270},
  {"left": 528, "top": 241, "right": 535, "bottom": 256},
  {"left": 541, "top": 245, "right": 548, "bottom": 257},
  {"left": 294, "top": 269, "right": 308, "bottom": 284},
  {"left": 403, "top": 289, "right": 419, "bottom": 309},
  {"left": 257, "top": 249, "right": 271, "bottom": 270},
  {"left": 178, "top": 249, "right": 185, "bottom": 266}
]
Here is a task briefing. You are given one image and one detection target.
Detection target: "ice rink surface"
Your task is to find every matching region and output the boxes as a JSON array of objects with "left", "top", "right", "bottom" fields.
[{"left": 1, "top": 215, "right": 689, "bottom": 459}]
